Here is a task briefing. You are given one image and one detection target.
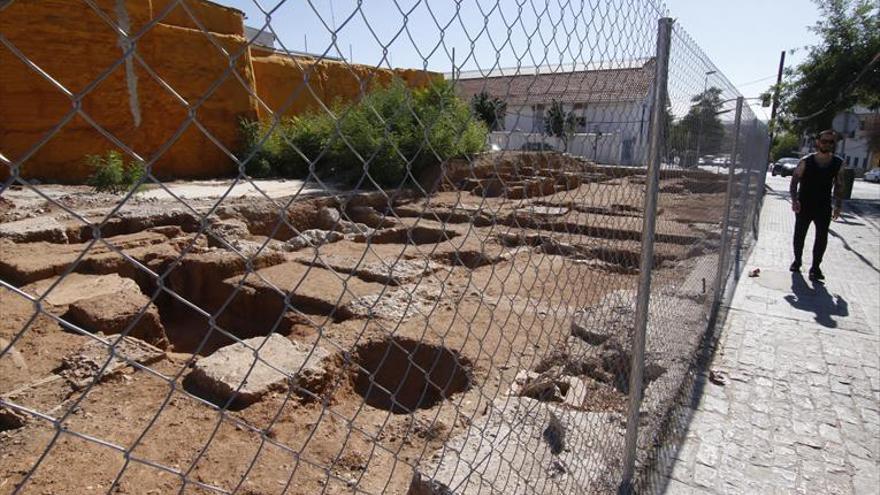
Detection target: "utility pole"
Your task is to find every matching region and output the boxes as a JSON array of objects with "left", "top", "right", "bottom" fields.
[{"left": 768, "top": 50, "right": 786, "bottom": 152}]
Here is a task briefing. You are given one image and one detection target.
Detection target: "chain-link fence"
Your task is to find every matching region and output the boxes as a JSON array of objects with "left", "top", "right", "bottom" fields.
[
  {"left": 0, "top": 2, "right": 767, "bottom": 494},
  {"left": 626, "top": 21, "right": 770, "bottom": 493}
]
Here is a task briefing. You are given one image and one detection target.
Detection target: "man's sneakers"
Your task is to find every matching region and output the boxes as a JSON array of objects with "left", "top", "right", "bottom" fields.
[{"left": 791, "top": 260, "right": 825, "bottom": 281}]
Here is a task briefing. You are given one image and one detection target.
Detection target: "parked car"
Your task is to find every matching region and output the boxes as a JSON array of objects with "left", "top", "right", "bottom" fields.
[
  {"left": 772, "top": 157, "right": 800, "bottom": 177},
  {"left": 697, "top": 155, "right": 715, "bottom": 165},
  {"left": 520, "top": 142, "right": 556, "bottom": 152},
  {"left": 864, "top": 168, "right": 880, "bottom": 183}
]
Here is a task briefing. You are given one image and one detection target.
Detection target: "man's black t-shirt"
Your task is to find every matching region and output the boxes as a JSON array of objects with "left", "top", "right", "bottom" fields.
[{"left": 798, "top": 153, "right": 843, "bottom": 210}]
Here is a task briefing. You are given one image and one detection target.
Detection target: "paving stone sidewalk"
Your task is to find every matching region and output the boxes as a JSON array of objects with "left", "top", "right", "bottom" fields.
[{"left": 664, "top": 177, "right": 880, "bottom": 494}]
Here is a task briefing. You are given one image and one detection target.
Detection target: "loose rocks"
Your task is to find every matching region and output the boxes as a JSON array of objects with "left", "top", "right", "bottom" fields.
[
  {"left": 285, "top": 229, "right": 345, "bottom": 251},
  {"left": 408, "top": 397, "right": 625, "bottom": 494},
  {"left": 510, "top": 369, "right": 589, "bottom": 409},
  {"left": 58, "top": 334, "right": 165, "bottom": 390},
  {"left": 317, "top": 207, "right": 372, "bottom": 235}
]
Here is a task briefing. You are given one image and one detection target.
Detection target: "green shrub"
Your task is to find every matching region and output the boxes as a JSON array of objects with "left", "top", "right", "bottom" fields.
[
  {"left": 240, "top": 115, "right": 335, "bottom": 179},
  {"left": 239, "top": 78, "right": 488, "bottom": 187},
  {"left": 86, "top": 151, "right": 145, "bottom": 194},
  {"left": 239, "top": 119, "right": 276, "bottom": 178}
]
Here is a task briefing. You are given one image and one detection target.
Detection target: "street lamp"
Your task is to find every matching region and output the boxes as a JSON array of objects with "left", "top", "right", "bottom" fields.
[{"left": 696, "top": 70, "right": 717, "bottom": 160}]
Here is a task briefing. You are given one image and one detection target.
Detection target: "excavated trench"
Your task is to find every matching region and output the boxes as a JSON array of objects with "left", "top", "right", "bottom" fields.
[
  {"left": 351, "top": 337, "right": 474, "bottom": 414},
  {"left": 495, "top": 232, "right": 684, "bottom": 271},
  {"left": 1, "top": 192, "right": 711, "bottom": 360},
  {"left": 0, "top": 154, "right": 737, "bottom": 495},
  {"left": 357, "top": 225, "right": 459, "bottom": 245}
]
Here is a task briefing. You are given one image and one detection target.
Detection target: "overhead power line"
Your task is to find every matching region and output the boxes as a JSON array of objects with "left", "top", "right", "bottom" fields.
[{"left": 734, "top": 74, "right": 777, "bottom": 87}]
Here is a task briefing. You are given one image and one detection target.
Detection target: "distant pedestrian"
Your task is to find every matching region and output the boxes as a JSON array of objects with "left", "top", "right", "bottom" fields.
[{"left": 789, "top": 129, "right": 845, "bottom": 281}]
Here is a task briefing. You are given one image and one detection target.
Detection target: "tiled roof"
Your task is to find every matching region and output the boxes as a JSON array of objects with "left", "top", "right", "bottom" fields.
[{"left": 455, "top": 60, "right": 654, "bottom": 105}]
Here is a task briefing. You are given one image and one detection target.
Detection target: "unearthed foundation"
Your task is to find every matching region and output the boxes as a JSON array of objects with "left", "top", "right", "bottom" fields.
[{"left": 0, "top": 153, "right": 729, "bottom": 494}]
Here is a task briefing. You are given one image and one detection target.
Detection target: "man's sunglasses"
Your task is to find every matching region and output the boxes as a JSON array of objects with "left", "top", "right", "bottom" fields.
[{"left": 818, "top": 139, "right": 835, "bottom": 144}]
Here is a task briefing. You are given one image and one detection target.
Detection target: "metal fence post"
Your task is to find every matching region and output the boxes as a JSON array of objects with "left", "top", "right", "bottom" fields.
[
  {"left": 619, "top": 16, "right": 672, "bottom": 494},
  {"left": 737, "top": 119, "right": 768, "bottom": 261},
  {"left": 732, "top": 116, "right": 759, "bottom": 278},
  {"left": 712, "top": 97, "right": 744, "bottom": 308},
  {"left": 753, "top": 121, "right": 771, "bottom": 238}
]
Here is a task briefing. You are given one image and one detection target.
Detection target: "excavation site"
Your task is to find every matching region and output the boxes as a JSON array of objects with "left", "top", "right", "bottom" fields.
[{"left": 0, "top": 153, "right": 730, "bottom": 494}]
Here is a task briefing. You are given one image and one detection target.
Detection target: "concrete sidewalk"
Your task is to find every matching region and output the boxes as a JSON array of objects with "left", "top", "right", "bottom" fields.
[{"left": 664, "top": 175, "right": 880, "bottom": 494}]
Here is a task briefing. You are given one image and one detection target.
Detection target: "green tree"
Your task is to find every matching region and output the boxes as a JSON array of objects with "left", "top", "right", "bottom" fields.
[
  {"left": 543, "top": 100, "right": 576, "bottom": 152},
  {"left": 769, "top": 0, "right": 880, "bottom": 134},
  {"left": 770, "top": 132, "right": 802, "bottom": 161},
  {"left": 671, "top": 87, "right": 726, "bottom": 157},
  {"left": 470, "top": 91, "right": 507, "bottom": 131}
]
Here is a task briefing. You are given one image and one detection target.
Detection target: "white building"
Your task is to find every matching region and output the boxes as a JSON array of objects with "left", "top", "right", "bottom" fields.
[
  {"left": 454, "top": 60, "right": 655, "bottom": 165},
  {"left": 244, "top": 26, "right": 277, "bottom": 49},
  {"left": 799, "top": 106, "right": 879, "bottom": 170},
  {"left": 833, "top": 107, "right": 879, "bottom": 170}
]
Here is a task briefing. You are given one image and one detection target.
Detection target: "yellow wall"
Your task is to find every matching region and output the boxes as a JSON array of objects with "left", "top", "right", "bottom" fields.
[
  {"left": 249, "top": 47, "right": 440, "bottom": 120},
  {"left": 0, "top": 0, "right": 439, "bottom": 182}
]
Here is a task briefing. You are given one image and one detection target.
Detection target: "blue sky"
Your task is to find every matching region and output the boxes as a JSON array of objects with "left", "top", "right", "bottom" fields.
[
  {"left": 221, "top": 0, "right": 821, "bottom": 120},
  {"left": 665, "top": 0, "right": 820, "bottom": 119}
]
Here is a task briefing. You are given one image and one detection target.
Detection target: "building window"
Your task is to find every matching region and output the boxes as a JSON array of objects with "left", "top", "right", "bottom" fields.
[
  {"left": 572, "top": 103, "right": 587, "bottom": 132},
  {"left": 853, "top": 157, "right": 859, "bottom": 167},
  {"left": 845, "top": 155, "right": 850, "bottom": 165},
  {"left": 532, "top": 105, "right": 545, "bottom": 133}
]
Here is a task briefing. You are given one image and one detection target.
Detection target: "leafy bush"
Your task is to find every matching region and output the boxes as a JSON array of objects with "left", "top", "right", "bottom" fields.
[
  {"left": 240, "top": 114, "right": 334, "bottom": 179},
  {"left": 471, "top": 91, "right": 507, "bottom": 131},
  {"left": 239, "top": 78, "right": 487, "bottom": 187},
  {"left": 543, "top": 100, "right": 576, "bottom": 152},
  {"left": 86, "top": 151, "right": 145, "bottom": 193}
]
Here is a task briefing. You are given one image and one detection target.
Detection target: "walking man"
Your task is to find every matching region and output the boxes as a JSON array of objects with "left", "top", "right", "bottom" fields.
[{"left": 789, "top": 129, "right": 845, "bottom": 281}]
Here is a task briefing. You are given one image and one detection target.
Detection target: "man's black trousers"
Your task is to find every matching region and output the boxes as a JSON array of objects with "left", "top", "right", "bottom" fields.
[{"left": 793, "top": 206, "right": 832, "bottom": 268}]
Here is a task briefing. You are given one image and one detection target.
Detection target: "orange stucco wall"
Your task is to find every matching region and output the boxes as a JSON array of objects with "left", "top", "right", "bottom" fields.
[
  {"left": 0, "top": 0, "right": 439, "bottom": 182},
  {"left": 249, "top": 47, "right": 440, "bottom": 120}
]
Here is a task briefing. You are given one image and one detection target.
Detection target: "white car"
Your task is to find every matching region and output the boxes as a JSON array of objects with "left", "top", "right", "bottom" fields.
[{"left": 864, "top": 168, "right": 880, "bottom": 183}]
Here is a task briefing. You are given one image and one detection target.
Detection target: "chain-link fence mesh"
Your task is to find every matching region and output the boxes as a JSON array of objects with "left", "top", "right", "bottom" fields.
[
  {"left": 1, "top": 2, "right": 766, "bottom": 494},
  {"left": 630, "top": 21, "right": 770, "bottom": 494}
]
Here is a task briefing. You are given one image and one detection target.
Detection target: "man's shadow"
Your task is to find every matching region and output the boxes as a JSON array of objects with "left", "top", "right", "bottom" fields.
[{"left": 784, "top": 273, "right": 849, "bottom": 328}]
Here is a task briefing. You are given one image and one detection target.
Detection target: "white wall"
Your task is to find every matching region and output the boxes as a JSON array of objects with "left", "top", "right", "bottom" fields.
[
  {"left": 503, "top": 101, "right": 647, "bottom": 136},
  {"left": 500, "top": 100, "right": 648, "bottom": 164},
  {"left": 832, "top": 110, "right": 877, "bottom": 170}
]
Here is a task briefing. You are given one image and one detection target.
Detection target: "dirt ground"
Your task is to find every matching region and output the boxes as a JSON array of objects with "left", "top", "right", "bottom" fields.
[{"left": 0, "top": 153, "right": 728, "bottom": 494}]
